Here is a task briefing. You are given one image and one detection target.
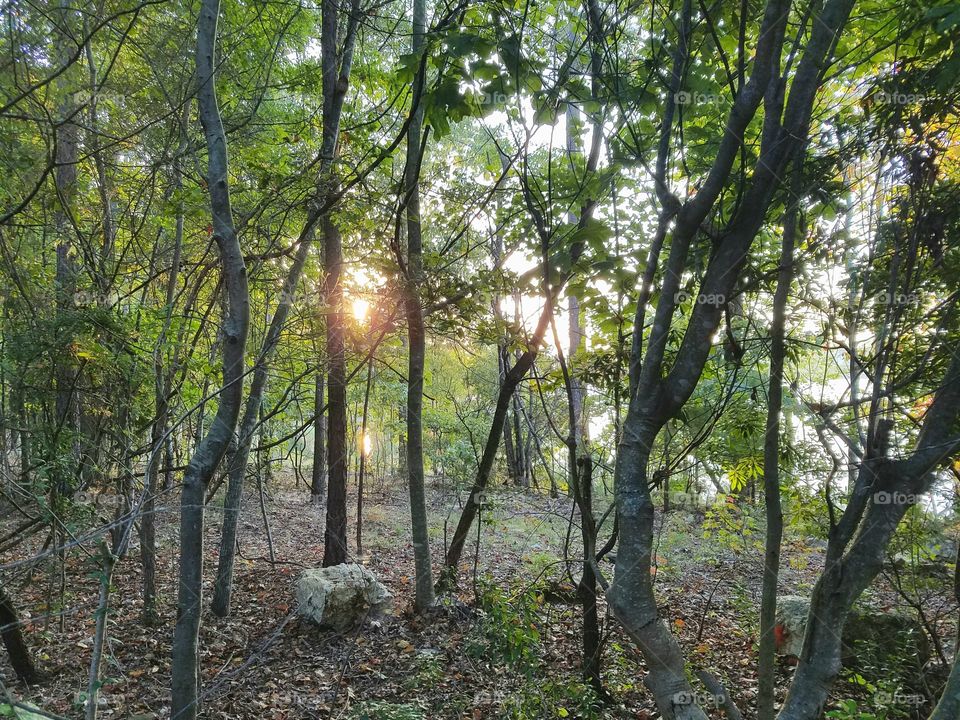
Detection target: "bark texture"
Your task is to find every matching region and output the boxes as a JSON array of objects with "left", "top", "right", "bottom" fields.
[
  {"left": 608, "top": 1, "right": 856, "bottom": 716},
  {"left": 403, "top": 0, "right": 435, "bottom": 612},
  {"left": 170, "top": 1, "right": 250, "bottom": 716}
]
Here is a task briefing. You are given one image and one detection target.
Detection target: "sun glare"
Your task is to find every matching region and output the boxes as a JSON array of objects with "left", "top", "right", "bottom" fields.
[{"left": 352, "top": 298, "right": 370, "bottom": 323}]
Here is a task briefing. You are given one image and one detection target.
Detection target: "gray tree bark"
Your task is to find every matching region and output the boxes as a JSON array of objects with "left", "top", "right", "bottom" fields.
[
  {"left": 608, "top": 1, "right": 855, "bottom": 716},
  {"left": 142, "top": 101, "right": 188, "bottom": 626},
  {"left": 403, "top": 0, "right": 436, "bottom": 612},
  {"left": 212, "top": 0, "right": 360, "bottom": 608},
  {"left": 170, "top": 0, "right": 250, "bottom": 716},
  {"left": 321, "top": 0, "right": 363, "bottom": 568},
  {"left": 758, "top": 166, "right": 801, "bottom": 720}
]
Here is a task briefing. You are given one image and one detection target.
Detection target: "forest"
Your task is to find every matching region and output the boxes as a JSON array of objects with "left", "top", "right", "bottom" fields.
[{"left": 0, "top": 0, "right": 959, "bottom": 718}]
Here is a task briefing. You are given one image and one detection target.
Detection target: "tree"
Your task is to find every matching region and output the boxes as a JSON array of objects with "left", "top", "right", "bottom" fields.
[
  {"left": 402, "top": 0, "right": 436, "bottom": 612},
  {"left": 607, "top": 0, "right": 857, "bottom": 716},
  {"left": 321, "top": 0, "right": 363, "bottom": 568},
  {"left": 170, "top": 0, "right": 250, "bottom": 715}
]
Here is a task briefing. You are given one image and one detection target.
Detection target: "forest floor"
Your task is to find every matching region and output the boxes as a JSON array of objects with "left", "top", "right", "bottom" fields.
[{"left": 1, "top": 475, "right": 955, "bottom": 719}]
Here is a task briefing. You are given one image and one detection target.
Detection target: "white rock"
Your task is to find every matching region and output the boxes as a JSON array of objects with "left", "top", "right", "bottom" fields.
[{"left": 296, "top": 563, "right": 392, "bottom": 631}]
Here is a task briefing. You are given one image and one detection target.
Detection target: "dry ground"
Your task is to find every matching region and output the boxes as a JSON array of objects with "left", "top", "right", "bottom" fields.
[{"left": 0, "top": 476, "right": 954, "bottom": 719}]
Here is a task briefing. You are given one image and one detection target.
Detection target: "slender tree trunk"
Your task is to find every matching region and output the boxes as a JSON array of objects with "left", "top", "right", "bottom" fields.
[
  {"left": 510, "top": 390, "right": 527, "bottom": 487},
  {"left": 356, "top": 358, "right": 373, "bottom": 556},
  {"left": 577, "top": 456, "right": 602, "bottom": 693},
  {"left": 258, "top": 460, "right": 275, "bottom": 563},
  {"left": 492, "top": 243, "right": 521, "bottom": 486},
  {"left": 53, "top": 0, "right": 79, "bottom": 494},
  {"left": 403, "top": 0, "right": 435, "bottom": 611},
  {"left": 170, "top": 1, "right": 250, "bottom": 716},
  {"left": 13, "top": 383, "right": 29, "bottom": 488},
  {"left": 499, "top": 348, "right": 520, "bottom": 483},
  {"left": 311, "top": 370, "right": 327, "bottom": 503},
  {"left": 440, "top": 375, "right": 519, "bottom": 588},
  {"left": 323, "top": 207, "right": 349, "bottom": 566},
  {"left": 563, "top": 89, "right": 599, "bottom": 688},
  {"left": 85, "top": 543, "right": 115, "bottom": 720},
  {"left": 164, "top": 435, "right": 175, "bottom": 491},
  {"left": 565, "top": 92, "right": 589, "bottom": 459},
  {"left": 142, "top": 105, "right": 187, "bottom": 626},
  {"left": 928, "top": 543, "right": 960, "bottom": 719},
  {"left": 758, "top": 181, "right": 800, "bottom": 720},
  {"left": 83, "top": 33, "right": 114, "bottom": 293},
  {"left": 211, "top": 435, "right": 246, "bottom": 617},
  {"left": 439, "top": 325, "right": 548, "bottom": 589},
  {"left": 319, "top": 0, "right": 363, "bottom": 568}
]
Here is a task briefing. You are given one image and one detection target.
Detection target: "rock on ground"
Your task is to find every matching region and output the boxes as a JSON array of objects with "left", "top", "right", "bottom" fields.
[
  {"left": 775, "top": 594, "right": 929, "bottom": 666},
  {"left": 296, "top": 563, "right": 392, "bottom": 632}
]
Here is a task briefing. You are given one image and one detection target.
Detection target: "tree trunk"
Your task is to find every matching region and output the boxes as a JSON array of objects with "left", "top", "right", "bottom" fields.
[
  {"left": 142, "top": 104, "right": 187, "bottom": 626},
  {"left": 356, "top": 358, "right": 373, "bottom": 556},
  {"left": 210, "top": 433, "right": 247, "bottom": 617},
  {"left": 930, "top": 658, "right": 960, "bottom": 720},
  {"left": 609, "top": 434, "right": 708, "bottom": 720},
  {"left": 0, "top": 584, "right": 40, "bottom": 684},
  {"left": 319, "top": 0, "right": 362, "bottom": 568},
  {"left": 577, "top": 456, "right": 602, "bottom": 694},
  {"left": 438, "top": 323, "right": 548, "bottom": 590},
  {"left": 403, "top": 0, "right": 435, "bottom": 612},
  {"left": 311, "top": 370, "right": 327, "bottom": 503},
  {"left": 53, "top": 0, "right": 79, "bottom": 496},
  {"left": 928, "top": 544, "right": 960, "bottom": 719},
  {"left": 499, "top": 348, "right": 521, "bottom": 484},
  {"left": 85, "top": 543, "right": 116, "bottom": 720},
  {"left": 757, "top": 167, "right": 800, "bottom": 720},
  {"left": 323, "top": 206, "right": 349, "bottom": 566},
  {"left": 170, "top": 0, "right": 250, "bottom": 716}
]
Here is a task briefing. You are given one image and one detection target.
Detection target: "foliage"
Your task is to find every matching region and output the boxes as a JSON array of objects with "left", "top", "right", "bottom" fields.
[
  {"left": 499, "top": 679, "right": 603, "bottom": 720},
  {"left": 467, "top": 578, "right": 542, "bottom": 669}
]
